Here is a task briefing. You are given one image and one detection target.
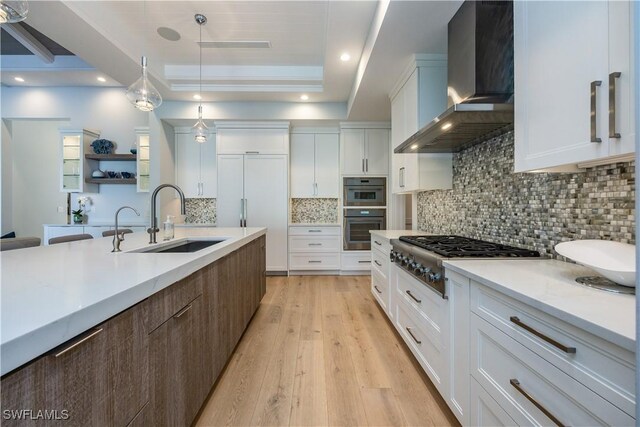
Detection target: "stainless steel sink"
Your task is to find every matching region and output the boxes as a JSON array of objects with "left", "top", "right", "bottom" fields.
[{"left": 130, "top": 239, "right": 225, "bottom": 253}]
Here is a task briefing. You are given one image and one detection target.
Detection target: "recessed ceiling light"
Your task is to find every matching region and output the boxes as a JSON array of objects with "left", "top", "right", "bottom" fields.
[
  {"left": 441, "top": 122, "right": 452, "bottom": 130},
  {"left": 14, "top": 77, "right": 24, "bottom": 82},
  {"left": 300, "top": 94, "right": 309, "bottom": 101},
  {"left": 193, "top": 94, "right": 202, "bottom": 100},
  {"left": 410, "top": 144, "right": 418, "bottom": 150},
  {"left": 97, "top": 77, "right": 106, "bottom": 82},
  {"left": 340, "top": 53, "right": 351, "bottom": 61}
]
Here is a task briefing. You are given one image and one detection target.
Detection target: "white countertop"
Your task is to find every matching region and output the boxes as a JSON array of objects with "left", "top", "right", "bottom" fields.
[
  {"left": 444, "top": 259, "right": 636, "bottom": 352},
  {"left": 370, "top": 229, "right": 429, "bottom": 241},
  {"left": 1, "top": 227, "right": 266, "bottom": 376}
]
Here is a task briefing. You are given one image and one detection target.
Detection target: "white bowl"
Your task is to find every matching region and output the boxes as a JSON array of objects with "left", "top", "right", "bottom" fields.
[{"left": 555, "top": 240, "right": 636, "bottom": 287}]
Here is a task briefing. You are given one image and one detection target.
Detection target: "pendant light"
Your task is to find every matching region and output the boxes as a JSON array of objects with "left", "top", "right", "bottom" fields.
[
  {"left": 0, "top": 0, "right": 28, "bottom": 23},
  {"left": 191, "top": 13, "right": 209, "bottom": 144},
  {"left": 125, "top": 0, "right": 162, "bottom": 111}
]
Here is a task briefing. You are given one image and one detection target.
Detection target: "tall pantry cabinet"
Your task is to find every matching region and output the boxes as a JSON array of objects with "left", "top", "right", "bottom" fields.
[{"left": 216, "top": 123, "right": 289, "bottom": 273}]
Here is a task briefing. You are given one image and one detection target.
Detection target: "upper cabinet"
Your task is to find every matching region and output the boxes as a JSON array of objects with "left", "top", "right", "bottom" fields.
[
  {"left": 389, "top": 55, "right": 453, "bottom": 194},
  {"left": 290, "top": 130, "right": 339, "bottom": 198},
  {"left": 340, "top": 125, "right": 389, "bottom": 176},
  {"left": 514, "top": 1, "right": 635, "bottom": 172},
  {"left": 135, "top": 127, "right": 150, "bottom": 193},
  {"left": 59, "top": 129, "right": 99, "bottom": 193},
  {"left": 216, "top": 122, "right": 289, "bottom": 155},
  {"left": 175, "top": 129, "right": 217, "bottom": 198}
]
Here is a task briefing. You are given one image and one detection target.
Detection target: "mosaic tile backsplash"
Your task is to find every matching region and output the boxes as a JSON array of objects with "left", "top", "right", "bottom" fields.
[
  {"left": 291, "top": 198, "right": 339, "bottom": 224},
  {"left": 417, "top": 131, "right": 635, "bottom": 258},
  {"left": 185, "top": 198, "right": 216, "bottom": 224}
]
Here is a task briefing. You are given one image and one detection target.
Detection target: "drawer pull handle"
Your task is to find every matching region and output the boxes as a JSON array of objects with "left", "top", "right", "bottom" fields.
[
  {"left": 374, "top": 260, "right": 382, "bottom": 267},
  {"left": 510, "top": 379, "right": 566, "bottom": 427},
  {"left": 308, "top": 260, "right": 322, "bottom": 264},
  {"left": 374, "top": 285, "right": 383, "bottom": 294},
  {"left": 509, "top": 316, "right": 576, "bottom": 354},
  {"left": 374, "top": 240, "right": 382, "bottom": 246},
  {"left": 405, "top": 327, "right": 421, "bottom": 345},
  {"left": 54, "top": 328, "right": 103, "bottom": 358},
  {"left": 406, "top": 290, "right": 421, "bottom": 304},
  {"left": 308, "top": 230, "right": 322, "bottom": 233},
  {"left": 308, "top": 243, "right": 322, "bottom": 246},
  {"left": 358, "top": 260, "right": 370, "bottom": 264},
  {"left": 174, "top": 303, "right": 193, "bottom": 319}
]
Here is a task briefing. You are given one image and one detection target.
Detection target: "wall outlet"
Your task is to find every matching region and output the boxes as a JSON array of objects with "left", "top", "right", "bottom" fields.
[{"left": 57, "top": 206, "right": 65, "bottom": 213}]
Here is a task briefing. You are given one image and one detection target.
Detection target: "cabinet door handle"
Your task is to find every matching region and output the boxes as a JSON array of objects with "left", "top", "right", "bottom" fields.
[
  {"left": 245, "top": 151, "right": 260, "bottom": 154},
  {"left": 308, "top": 260, "right": 322, "bottom": 264},
  {"left": 240, "top": 198, "right": 245, "bottom": 227},
  {"left": 362, "top": 158, "right": 365, "bottom": 172},
  {"left": 358, "top": 260, "right": 370, "bottom": 264},
  {"left": 609, "top": 72, "right": 621, "bottom": 138},
  {"left": 510, "top": 379, "right": 565, "bottom": 427},
  {"left": 308, "top": 243, "right": 322, "bottom": 246},
  {"left": 174, "top": 303, "right": 193, "bottom": 319},
  {"left": 54, "top": 328, "right": 103, "bottom": 358},
  {"left": 590, "top": 80, "right": 602, "bottom": 142},
  {"left": 399, "top": 167, "right": 405, "bottom": 188},
  {"left": 406, "top": 290, "right": 422, "bottom": 304},
  {"left": 308, "top": 229, "right": 322, "bottom": 233},
  {"left": 374, "top": 260, "right": 382, "bottom": 267},
  {"left": 405, "top": 327, "right": 421, "bottom": 345},
  {"left": 509, "top": 316, "right": 576, "bottom": 353},
  {"left": 374, "top": 240, "right": 382, "bottom": 246},
  {"left": 365, "top": 158, "right": 368, "bottom": 172},
  {"left": 374, "top": 285, "right": 383, "bottom": 294},
  {"left": 244, "top": 198, "right": 248, "bottom": 227}
]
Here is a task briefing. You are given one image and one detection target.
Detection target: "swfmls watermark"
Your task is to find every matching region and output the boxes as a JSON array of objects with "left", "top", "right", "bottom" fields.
[{"left": 2, "top": 409, "right": 70, "bottom": 421}]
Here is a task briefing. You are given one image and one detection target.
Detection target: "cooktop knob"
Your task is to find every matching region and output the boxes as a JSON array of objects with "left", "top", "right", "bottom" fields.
[
  {"left": 389, "top": 251, "right": 396, "bottom": 262},
  {"left": 412, "top": 263, "right": 422, "bottom": 273},
  {"left": 428, "top": 272, "right": 442, "bottom": 282}
]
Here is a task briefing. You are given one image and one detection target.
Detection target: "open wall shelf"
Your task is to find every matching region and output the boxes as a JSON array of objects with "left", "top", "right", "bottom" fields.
[{"left": 85, "top": 154, "right": 137, "bottom": 161}]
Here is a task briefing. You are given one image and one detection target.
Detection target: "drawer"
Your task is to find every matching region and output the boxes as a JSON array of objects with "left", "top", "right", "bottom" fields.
[
  {"left": 370, "top": 236, "right": 391, "bottom": 255},
  {"left": 147, "top": 270, "right": 203, "bottom": 332},
  {"left": 395, "top": 297, "right": 445, "bottom": 393},
  {"left": 470, "top": 377, "right": 517, "bottom": 427},
  {"left": 289, "top": 235, "right": 341, "bottom": 252},
  {"left": 370, "top": 249, "right": 389, "bottom": 278},
  {"left": 289, "top": 253, "right": 340, "bottom": 270},
  {"left": 470, "top": 282, "right": 635, "bottom": 416},
  {"left": 395, "top": 267, "right": 446, "bottom": 337},
  {"left": 471, "top": 313, "right": 635, "bottom": 426},
  {"left": 371, "top": 267, "right": 388, "bottom": 312},
  {"left": 341, "top": 252, "right": 371, "bottom": 270},
  {"left": 289, "top": 226, "right": 341, "bottom": 236}
]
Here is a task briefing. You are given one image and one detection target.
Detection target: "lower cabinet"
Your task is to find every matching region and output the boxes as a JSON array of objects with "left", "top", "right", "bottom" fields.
[
  {"left": 0, "top": 300, "right": 149, "bottom": 426},
  {"left": 1, "top": 236, "right": 267, "bottom": 427},
  {"left": 469, "top": 377, "right": 517, "bottom": 427}
]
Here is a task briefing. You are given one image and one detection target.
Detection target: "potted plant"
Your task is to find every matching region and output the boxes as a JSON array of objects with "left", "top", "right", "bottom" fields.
[{"left": 72, "top": 207, "right": 83, "bottom": 224}]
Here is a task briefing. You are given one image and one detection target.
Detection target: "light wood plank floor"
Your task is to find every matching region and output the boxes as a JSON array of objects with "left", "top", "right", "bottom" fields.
[{"left": 196, "top": 275, "right": 459, "bottom": 427}]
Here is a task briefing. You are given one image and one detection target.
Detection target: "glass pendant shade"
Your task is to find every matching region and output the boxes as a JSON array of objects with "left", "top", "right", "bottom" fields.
[
  {"left": 192, "top": 106, "right": 209, "bottom": 143},
  {"left": 126, "top": 56, "right": 162, "bottom": 112},
  {"left": 0, "top": 0, "right": 28, "bottom": 23}
]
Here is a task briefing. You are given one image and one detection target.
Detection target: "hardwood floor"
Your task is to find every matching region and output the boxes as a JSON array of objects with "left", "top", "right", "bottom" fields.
[{"left": 196, "top": 275, "right": 459, "bottom": 427}]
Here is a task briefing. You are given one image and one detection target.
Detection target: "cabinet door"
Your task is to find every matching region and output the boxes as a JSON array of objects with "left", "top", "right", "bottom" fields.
[
  {"left": 216, "top": 155, "right": 244, "bottom": 227},
  {"left": 244, "top": 155, "right": 288, "bottom": 272},
  {"left": 514, "top": 1, "right": 609, "bottom": 171},
  {"left": 149, "top": 296, "right": 205, "bottom": 427},
  {"left": 446, "top": 272, "right": 470, "bottom": 425},
  {"left": 404, "top": 69, "right": 419, "bottom": 137},
  {"left": 341, "top": 129, "right": 365, "bottom": 175},
  {"left": 314, "top": 133, "right": 339, "bottom": 197},
  {"left": 469, "top": 378, "right": 517, "bottom": 427},
  {"left": 200, "top": 133, "right": 217, "bottom": 198},
  {"left": 175, "top": 132, "right": 202, "bottom": 198},
  {"left": 290, "top": 133, "right": 316, "bottom": 198},
  {"left": 365, "top": 129, "right": 390, "bottom": 175},
  {"left": 391, "top": 91, "right": 405, "bottom": 194}
]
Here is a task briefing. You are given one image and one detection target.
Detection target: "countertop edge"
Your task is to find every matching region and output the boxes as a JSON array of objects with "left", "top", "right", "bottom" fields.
[
  {"left": 1, "top": 228, "right": 266, "bottom": 376},
  {"left": 443, "top": 261, "right": 635, "bottom": 352}
]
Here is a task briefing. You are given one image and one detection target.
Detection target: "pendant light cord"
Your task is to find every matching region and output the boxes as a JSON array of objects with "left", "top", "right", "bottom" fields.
[{"left": 199, "top": 20, "right": 203, "bottom": 111}]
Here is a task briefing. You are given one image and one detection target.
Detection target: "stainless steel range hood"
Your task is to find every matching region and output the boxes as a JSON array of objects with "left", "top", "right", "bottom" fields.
[{"left": 395, "top": 0, "right": 514, "bottom": 154}]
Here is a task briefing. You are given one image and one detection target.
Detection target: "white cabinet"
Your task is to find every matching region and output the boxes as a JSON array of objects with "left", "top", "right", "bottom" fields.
[
  {"left": 288, "top": 225, "right": 341, "bottom": 271},
  {"left": 290, "top": 131, "right": 339, "bottom": 198},
  {"left": 216, "top": 122, "right": 289, "bottom": 155},
  {"left": 59, "top": 129, "right": 100, "bottom": 193},
  {"left": 389, "top": 55, "right": 452, "bottom": 193},
  {"left": 340, "top": 126, "right": 389, "bottom": 176},
  {"left": 514, "top": 0, "right": 636, "bottom": 172},
  {"left": 175, "top": 129, "right": 217, "bottom": 198},
  {"left": 217, "top": 154, "right": 288, "bottom": 272},
  {"left": 135, "top": 127, "right": 150, "bottom": 193}
]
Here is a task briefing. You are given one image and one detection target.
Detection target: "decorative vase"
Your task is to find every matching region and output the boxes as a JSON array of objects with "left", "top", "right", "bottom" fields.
[{"left": 73, "top": 214, "right": 83, "bottom": 224}]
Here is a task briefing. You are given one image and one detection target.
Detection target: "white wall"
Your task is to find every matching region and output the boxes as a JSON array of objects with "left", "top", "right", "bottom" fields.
[{"left": 1, "top": 87, "right": 150, "bottom": 225}]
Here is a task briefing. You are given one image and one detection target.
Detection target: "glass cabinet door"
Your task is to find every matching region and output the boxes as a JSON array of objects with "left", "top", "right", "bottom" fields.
[
  {"left": 62, "top": 135, "right": 81, "bottom": 192},
  {"left": 136, "top": 131, "right": 150, "bottom": 192}
]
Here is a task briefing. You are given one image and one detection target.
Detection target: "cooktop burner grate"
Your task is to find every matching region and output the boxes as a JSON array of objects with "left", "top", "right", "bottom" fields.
[{"left": 399, "top": 235, "right": 540, "bottom": 258}]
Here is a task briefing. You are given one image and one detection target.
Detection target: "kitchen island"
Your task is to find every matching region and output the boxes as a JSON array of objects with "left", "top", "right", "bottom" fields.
[{"left": 1, "top": 227, "right": 266, "bottom": 426}]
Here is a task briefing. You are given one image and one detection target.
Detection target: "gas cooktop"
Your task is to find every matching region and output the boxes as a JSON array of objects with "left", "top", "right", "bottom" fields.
[{"left": 398, "top": 235, "right": 540, "bottom": 258}]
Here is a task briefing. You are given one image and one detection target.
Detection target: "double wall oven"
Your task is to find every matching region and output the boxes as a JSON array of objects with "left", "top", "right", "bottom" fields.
[{"left": 343, "top": 178, "right": 386, "bottom": 250}]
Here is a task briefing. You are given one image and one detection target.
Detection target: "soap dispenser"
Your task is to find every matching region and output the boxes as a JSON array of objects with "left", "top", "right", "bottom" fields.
[{"left": 163, "top": 215, "right": 175, "bottom": 241}]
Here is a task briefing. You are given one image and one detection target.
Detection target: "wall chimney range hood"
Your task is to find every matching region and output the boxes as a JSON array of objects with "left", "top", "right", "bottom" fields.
[{"left": 395, "top": 0, "right": 514, "bottom": 154}]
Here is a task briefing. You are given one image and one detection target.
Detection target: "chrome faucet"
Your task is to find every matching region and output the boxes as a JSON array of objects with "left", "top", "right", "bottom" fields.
[
  {"left": 112, "top": 206, "right": 140, "bottom": 252},
  {"left": 148, "top": 184, "right": 186, "bottom": 244}
]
